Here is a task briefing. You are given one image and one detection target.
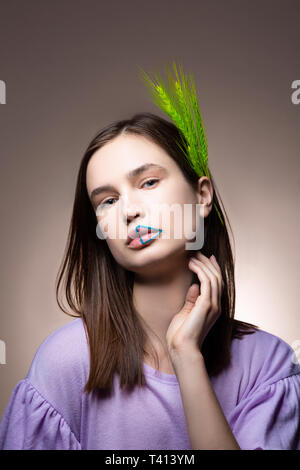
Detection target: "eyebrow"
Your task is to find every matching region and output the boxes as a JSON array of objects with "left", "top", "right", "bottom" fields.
[{"left": 89, "top": 163, "right": 167, "bottom": 201}]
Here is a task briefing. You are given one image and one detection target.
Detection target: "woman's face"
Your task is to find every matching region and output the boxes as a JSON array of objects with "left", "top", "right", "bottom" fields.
[{"left": 86, "top": 133, "right": 212, "bottom": 275}]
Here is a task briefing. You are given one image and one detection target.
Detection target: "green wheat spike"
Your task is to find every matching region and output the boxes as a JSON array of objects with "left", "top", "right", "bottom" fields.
[{"left": 138, "top": 62, "right": 224, "bottom": 227}]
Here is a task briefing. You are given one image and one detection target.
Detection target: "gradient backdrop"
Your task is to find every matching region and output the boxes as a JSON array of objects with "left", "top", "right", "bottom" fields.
[{"left": 1, "top": 0, "right": 300, "bottom": 417}]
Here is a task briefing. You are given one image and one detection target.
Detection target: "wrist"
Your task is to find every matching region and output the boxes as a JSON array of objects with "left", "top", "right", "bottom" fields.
[{"left": 169, "top": 345, "right": 204, "bottom": 368}]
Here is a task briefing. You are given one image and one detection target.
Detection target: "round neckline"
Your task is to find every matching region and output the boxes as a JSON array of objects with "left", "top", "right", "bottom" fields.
[{"left": 143, "top": 361, "right": 179, "bottom": 384}]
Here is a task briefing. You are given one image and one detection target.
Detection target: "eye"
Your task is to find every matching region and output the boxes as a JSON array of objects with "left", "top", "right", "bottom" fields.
[
  {"left": 99, "top": 197, "right": 116, "bottom": 208},
  {"left": 142, "top": 178, "right": 159, "bottom": 188},
  {"left": 98, "top": 179, "right": 159, "bottom": 208}
]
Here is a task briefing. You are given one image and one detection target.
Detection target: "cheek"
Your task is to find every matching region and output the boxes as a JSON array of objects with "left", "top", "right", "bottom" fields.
[
  {"left": 95, "top": 209, "right": 126, "bottom": 242},
  {"left": 156, "top": 199, "right": 197, "bottom": 242},
  {"left": 105, "top": 238, "right": 122, "bottom": 257}
]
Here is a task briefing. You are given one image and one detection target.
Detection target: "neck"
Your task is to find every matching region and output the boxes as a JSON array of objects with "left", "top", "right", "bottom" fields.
[{"left": 133, "top": 250, "right": 196, "bottom": 359}]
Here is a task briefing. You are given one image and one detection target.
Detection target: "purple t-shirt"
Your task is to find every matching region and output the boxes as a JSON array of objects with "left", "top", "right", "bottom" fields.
[{"left": 0, "top": 317, "right": 300, "bottom": 450}]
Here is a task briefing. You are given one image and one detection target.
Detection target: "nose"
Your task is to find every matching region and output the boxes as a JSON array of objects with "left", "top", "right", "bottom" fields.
[
  {"left": 120, "top": 193, "right": 146, "bottom": 225},
  {"left": 124, "top": 204, "right": 145, "bottom": 225}
]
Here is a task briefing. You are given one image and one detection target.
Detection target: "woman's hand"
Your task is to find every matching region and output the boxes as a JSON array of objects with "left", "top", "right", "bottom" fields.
[{"left": 166, "top": 252, "right": 224, "bottom": 357}]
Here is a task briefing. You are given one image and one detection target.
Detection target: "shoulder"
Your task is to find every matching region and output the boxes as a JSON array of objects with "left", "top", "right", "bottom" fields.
[
  {"left": 0, "top": 319, "right": 87, "bottom": 448},
  {"left": 230, "top": 326, "right": 300, "bottom": 392},
  {"left": 26, "top": 317, "right": 89, "bottom": 384},
  {"left": 25, "top": 318, "right": 89, "bottom": 421}
]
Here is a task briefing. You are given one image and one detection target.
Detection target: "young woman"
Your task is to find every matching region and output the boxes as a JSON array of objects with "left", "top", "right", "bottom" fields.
[{"left": 0, "top": 113, "right": 300, "bottom": 450}]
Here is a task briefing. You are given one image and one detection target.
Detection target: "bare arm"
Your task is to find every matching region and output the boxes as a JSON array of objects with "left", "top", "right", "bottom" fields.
[
  {"left": 166, "top": 252, "right": 241, "bottom": 449},
  {"left": 171, "top": 348, "right": 241, "bottom": 450}
]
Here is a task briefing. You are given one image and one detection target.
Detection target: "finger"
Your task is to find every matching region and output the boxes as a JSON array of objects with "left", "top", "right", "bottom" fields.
[
  {"left": 195, "top": 252, "right": 224, "bottom": 296},
  {"left": 209, "top": 255, "right": 223, "bottom": 281},
  {"left": 182, "top": 283, "right": 200, "bottom": 314},
  {"left": 192, "top": 253, "right": 221, "bottom": 304},
  {"left": 195, "top": 252, "right": 220, "bottom": 278},
  {"left": 210, "top": 255, "right": 225, "bottom": 294},
  {"left": 188, "top": 258, "right": 211, "bottom": 306},
  {"left": 190, "top": 257, "right": 219, "bottom": 313}
]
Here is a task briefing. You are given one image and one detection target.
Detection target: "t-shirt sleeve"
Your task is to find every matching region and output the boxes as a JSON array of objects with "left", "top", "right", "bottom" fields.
[
  {"left": 231, "top": 372, "right": 300, "bottom": 450},
  {"left": 228, "top": 331, "right": 300, "bottom": 450},
  {"left": 0, "top": 319, "right": 86, "bottom": 450},
  {"left": 0, "top": 378, "right": 81, "bottom": 450}
]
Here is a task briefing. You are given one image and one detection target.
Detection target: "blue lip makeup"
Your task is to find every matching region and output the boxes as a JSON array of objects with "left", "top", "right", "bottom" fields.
[{"left": 129, "top": 225, "right": 162, "bottom": 248}]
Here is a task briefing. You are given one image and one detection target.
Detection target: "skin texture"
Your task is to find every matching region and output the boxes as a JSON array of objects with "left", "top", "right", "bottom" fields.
[{"left": 86, "top": 133, "right": 213, "bottom": 365}]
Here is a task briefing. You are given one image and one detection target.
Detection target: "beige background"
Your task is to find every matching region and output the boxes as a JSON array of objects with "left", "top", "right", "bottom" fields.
[{"left": 1, "top": 0, "right": 300, "bottom": 417}]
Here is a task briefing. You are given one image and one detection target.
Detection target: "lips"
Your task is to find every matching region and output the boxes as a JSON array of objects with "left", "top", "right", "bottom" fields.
[{"left": 126, "top": 225, "right": 162, "bottom": 245}]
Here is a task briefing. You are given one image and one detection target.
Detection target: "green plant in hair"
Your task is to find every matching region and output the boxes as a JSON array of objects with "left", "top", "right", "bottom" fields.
[{"left": 138, "top": 60, "right": 224, "bottom": 226}]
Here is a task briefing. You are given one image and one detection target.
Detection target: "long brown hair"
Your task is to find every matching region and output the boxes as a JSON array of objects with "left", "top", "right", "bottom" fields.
[{"left": 55, "top": 112, "right": 260, "bottom": 398}]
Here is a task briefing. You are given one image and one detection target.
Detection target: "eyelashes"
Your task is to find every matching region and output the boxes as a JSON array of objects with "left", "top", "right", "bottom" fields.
[
  {"left": 142, "top": 178, "right": 159, "bottom": 188},
  {"left": 98, "top": 178, "right": 160, "bottom": 208}
]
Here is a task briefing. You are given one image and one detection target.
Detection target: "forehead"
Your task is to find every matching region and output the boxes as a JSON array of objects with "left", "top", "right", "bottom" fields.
[
  {"left": 89, "top": 134, "right": 170, "bottom": 168},
  {"left": 86, "top": 134, "right": 177, "bottom": 189}
]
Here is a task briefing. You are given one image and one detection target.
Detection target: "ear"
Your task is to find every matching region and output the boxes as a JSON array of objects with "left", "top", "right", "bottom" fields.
[{"left": 196, "top": 176, "right": 213, "bottom": 218}]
